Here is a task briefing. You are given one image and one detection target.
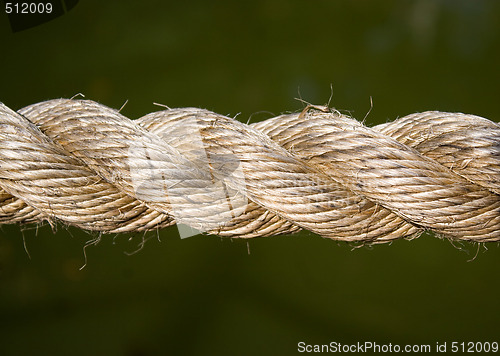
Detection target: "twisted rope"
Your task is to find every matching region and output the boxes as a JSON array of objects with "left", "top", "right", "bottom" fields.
[{"left": 1, "top": 99, "right": 499, "bottom": 243}]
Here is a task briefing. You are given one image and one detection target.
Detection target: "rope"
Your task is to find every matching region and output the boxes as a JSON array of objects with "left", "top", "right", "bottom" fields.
[{"left": 1, "top": 99, "right": 499, "bottom": 243}]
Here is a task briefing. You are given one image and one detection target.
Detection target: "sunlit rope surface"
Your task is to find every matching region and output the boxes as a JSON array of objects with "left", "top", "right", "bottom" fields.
[{"left": 1, "top": 99, "right": 499, "bottom": 243}]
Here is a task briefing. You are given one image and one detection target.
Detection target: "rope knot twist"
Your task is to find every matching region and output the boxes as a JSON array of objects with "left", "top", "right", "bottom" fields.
[{"left": 1, "top": 99, "right": 499, "bottom": 243}]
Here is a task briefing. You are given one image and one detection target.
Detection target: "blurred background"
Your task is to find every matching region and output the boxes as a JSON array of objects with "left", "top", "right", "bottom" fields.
[{"left": 1, "top": 0, "right": 499, "bottom": 355}]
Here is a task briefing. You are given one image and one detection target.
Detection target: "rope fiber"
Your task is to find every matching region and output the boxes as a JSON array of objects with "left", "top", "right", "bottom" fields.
[{"left": 1, "top": 99, "right": 499, "bottom": 243}]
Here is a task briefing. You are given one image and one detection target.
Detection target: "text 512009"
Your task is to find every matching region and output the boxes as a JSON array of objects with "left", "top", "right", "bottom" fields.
[{"left": 5, "top": 2, "right": 53, "bottom": 14}]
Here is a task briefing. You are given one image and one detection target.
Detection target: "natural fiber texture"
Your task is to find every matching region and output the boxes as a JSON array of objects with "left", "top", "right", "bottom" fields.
[{"left": 1, "top": 99, "right": 499, "bottom": 243}]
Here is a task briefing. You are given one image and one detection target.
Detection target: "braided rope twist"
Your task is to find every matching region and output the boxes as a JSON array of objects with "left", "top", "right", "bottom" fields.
[{"left": 1, "top": 99, "right": 499, "bottom": 243}]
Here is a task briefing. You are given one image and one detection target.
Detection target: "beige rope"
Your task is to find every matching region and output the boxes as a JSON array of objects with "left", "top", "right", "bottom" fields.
[{"left": 0, "top": 99, "right": 499, "bottom": 243}]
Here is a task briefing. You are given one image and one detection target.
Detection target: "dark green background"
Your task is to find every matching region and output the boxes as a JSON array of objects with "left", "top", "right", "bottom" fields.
[{"left": 1, "top": 1, "right": 499, "bottom": 355}]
